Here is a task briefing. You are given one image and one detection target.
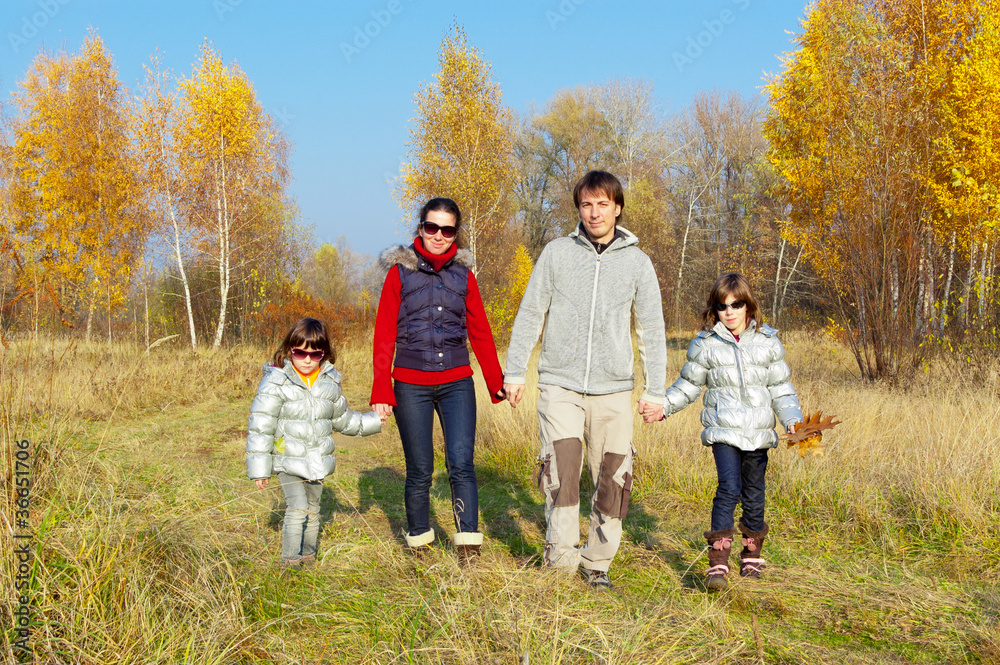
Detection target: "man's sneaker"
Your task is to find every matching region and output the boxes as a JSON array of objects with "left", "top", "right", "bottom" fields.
[{"left": 583, "top": 568, "right": 613, "bottom": 590}]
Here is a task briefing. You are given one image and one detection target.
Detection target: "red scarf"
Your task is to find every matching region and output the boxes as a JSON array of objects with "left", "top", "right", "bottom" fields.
[{"left": 413, "top": 236, "right": 457, "bottom": 272}]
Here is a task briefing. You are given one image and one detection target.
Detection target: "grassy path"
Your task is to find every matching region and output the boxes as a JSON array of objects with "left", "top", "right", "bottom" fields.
[{"left": 3, "top": 338, "right": 998, "bottom": 663}]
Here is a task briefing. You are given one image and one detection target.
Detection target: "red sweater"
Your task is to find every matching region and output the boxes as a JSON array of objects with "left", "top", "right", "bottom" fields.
[{"left": 370, "top": 239, "right": 505, "bottom": 406}]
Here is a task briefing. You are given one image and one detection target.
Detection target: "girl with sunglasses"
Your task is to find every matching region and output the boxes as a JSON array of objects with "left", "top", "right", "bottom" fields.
[
  {"left": 247, "top": 317, "right": 382, "bottom": 568},
  {"left": 658, "top": 273, "right": 802, "bottom": 590},
  {"left": 371, "top": 197, "right": 505, "bottom": 563}
]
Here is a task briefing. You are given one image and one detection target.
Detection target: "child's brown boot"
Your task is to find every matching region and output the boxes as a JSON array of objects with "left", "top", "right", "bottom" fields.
[
  {"left": 738, "top": 522, "right": 768, "bottom": 578},
  {"left": 704, "top": 528, "right": 735, "bottom": 591}
]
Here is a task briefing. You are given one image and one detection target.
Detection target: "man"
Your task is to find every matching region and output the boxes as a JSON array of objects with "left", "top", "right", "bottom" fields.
[{"left": 503, "top": 170, "right": 667, "bottom": 589}]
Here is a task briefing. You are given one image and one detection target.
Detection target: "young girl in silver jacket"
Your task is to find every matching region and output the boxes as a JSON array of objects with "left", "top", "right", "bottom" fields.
[
  {"left": 246, "top": 318, "right": 382, "bottom": 567},
  {"left": 662, "top": 274, "right": 802, "bottom": 590}
]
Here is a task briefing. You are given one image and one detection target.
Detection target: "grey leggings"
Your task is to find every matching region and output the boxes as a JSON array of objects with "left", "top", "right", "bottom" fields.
[{"left": 278, "top": 472, "right": 323, "bottom": 561}]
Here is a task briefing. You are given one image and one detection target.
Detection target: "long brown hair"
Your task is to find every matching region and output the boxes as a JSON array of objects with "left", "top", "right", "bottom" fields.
[
  {"left": 271, "top": 317, "right": 335, "bottom": 367},
  {"left": 700, "top": 273, "right": 762, "bottom": 330}
]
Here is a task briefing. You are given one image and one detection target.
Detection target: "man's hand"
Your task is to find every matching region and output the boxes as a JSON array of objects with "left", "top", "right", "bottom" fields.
[
  {"left": 638, "top": 399, "right": 664, "bottom": 424},
  {"left": 504, "top": 383, "right": 525, "bottom": 408},
  {"left": 373, "top": 403, "right": 393, "bottom": 423}
]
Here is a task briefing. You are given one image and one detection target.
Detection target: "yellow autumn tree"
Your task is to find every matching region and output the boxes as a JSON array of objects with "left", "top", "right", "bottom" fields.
[
  {"left": 484, "top": 244, "right": 533, "bottom": 341},
  {"left": 932, "top": 5, "right": 1000, "bottom": 331},
  {"left": 395, "top": 24, "right": 515, "bottom": 299},
  {"left": 763, "top": 0, "right": 986, "bottom": 380},
  {"left": 7, "top": 31, "right": 148, "bottom": 340},
  {"left": 176, "top": 41, "right": 291, "bottom": 348}
]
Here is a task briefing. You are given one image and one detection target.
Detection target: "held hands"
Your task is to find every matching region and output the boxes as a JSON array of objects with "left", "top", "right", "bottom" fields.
[
  {"left": 503, "top": 383, "right": 525, "bottom": 408},
  {"left": 254, "top": 478, "right": 269, "bottom": 490},
  {"left": 637, "top": 399, "right": 664, "bottom": 424},
  {"left": 373, "top": 403, "right": 393, "bottom": 424}
]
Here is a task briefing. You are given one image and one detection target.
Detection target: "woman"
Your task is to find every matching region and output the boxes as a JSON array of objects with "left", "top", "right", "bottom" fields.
[{"left": 370, "top": 197, "right": 505, "bottom": 562}]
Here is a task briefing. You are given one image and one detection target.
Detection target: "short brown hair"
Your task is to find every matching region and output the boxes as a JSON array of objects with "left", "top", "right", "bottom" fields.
[
  {"left": 572, "top": 170, "right": 625, "bottom": 217},
  {"left": 701, "top": 273, "right": 762, "bottom": 330},
  {"left": 271, "top": 317, "right": 335, "bottom": 368}
]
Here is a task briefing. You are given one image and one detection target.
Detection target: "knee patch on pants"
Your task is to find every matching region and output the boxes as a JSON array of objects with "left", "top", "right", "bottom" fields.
[
  {"left": 593, "top": 450, "right": 634, "bottom": 520},
  {"left": 536, "top": 437, "right": 582, "bottom": 508}
]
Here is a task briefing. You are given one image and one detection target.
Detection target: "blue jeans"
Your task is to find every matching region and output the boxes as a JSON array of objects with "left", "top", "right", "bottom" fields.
[
  {"left": 278, "top": 472, "right": 323, "bottom": 561},
  {"left": 710, "top": 444, "right": 768, "bottom": 532},
  {"left": 394, "top": 377, "right": 478, "bottom": 535}
]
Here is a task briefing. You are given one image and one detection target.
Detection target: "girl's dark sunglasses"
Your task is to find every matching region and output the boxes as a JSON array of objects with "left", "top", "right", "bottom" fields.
[
  {"left": 290, "top": 348, "right": 325, "bottom": 361},
  {"left": 714, "top": 300, "right": 746, "bottom": 312},
  {"left": 420, "top": 221, "right": 458, "bottom": 239}
]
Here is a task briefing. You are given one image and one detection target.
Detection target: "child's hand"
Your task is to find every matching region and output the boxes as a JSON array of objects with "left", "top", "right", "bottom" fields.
[
  {"left": 638, "top": 399, "right": 664, "bottom": 423},
  {"left": 254, "top": 478, "right": 269, "bottom": 490},
  {"left": 787, "top": 423, "right": 797, "bottom": 434}
]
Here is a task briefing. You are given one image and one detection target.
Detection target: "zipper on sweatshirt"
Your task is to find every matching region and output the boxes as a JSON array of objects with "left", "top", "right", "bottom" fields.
[{"left": 582, "top": 254, "right": 602, "bottom": 393}]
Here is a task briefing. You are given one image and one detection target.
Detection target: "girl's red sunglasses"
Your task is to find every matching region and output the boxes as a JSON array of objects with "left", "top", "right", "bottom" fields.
[{"left": 290, "top": 348, "right": 325, "bottom": 361}]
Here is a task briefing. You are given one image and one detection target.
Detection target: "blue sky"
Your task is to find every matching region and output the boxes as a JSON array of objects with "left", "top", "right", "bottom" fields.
[{"left": 1, "top": 0, "right": 810, "bottom": 257}]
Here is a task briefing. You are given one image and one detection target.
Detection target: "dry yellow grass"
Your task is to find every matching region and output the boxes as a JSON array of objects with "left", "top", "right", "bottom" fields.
[{"left": 1, "top": 332, "right": 998, "bottom": 663}]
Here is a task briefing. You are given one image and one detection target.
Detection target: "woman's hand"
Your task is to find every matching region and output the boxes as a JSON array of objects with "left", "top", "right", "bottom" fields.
[
  {"left": 503, "top": 383, "right": 524, "bottom": 407},
  {"left": 373, "top": 403, "right": 393, "bottom": 423},
  {"left": 254, "top": 478, "right": 269, "bottom": 490}
]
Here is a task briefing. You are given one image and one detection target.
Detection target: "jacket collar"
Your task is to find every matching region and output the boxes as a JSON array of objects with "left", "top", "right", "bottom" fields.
[
  {"left": 280, "top": 359, "right": 336, "bottom": 389},
  {"left": 711, "top": 318, "right": 759, "bottom": 344},
  {"left": 569, "top": 223, "right": 639, "bottom": 252}
]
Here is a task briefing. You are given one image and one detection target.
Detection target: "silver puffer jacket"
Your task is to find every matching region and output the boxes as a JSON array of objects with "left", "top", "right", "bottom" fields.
[
  {"left": 246, "top": 360, "right": 381, "bottom": 481},
  {"left": 665, "top": 320, "right": 802, "bottom": 451}
]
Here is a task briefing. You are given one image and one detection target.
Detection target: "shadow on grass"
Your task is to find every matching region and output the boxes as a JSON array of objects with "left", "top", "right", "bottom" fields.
[
  {"left": 266, "top": 480, "right": 355, "bottom": 527},
  {"left": 359, "top": 466, "right": 446, "bottom": 546},
  {"left": 473, "top": 464, "right": 547, "bottom": 563}
]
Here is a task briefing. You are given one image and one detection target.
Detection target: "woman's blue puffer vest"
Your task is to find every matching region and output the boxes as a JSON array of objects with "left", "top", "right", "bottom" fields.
[{"left": 379, "top": 244, "right": 475, "bottom": 372}]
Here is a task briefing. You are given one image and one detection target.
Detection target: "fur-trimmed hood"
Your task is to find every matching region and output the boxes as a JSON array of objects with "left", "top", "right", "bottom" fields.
[{"left": 379, "top": 244, "right": 474, "bottom": 272}]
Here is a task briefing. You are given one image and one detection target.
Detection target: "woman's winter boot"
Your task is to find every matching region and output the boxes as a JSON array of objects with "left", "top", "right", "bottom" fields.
[
  {"left": 704, "top": 528, "right": 735, "bottom": 591},
  {"left": 453, "top": 531, "right": 483, "bottom": 566},
  {"left": 738, "top": 522, "right": 768, "bottom": 578}
]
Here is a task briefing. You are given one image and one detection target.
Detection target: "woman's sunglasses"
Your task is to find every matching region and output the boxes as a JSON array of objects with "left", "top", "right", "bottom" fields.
[
  {"left": 714, "top": 300, "right": 746, "bottom": 312},
  {"left": 290, "top": 347, "right": 325, "bottom": 361},
  {"left": 420, "top": 221, "right": 458, "bottom": 239}
]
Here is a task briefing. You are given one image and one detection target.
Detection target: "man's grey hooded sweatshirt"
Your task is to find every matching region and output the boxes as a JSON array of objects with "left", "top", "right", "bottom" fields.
[{"left": 504, "top": 224, "right": 667, "bottom": 403}]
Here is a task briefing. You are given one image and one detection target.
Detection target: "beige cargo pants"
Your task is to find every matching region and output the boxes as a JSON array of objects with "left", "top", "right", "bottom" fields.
[{"left": 535, "top": 384, "right": 635, "bottom": 573}]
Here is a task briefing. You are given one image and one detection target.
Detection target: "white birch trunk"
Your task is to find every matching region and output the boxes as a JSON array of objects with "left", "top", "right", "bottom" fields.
[
  {"left": 772, "top": 236, "right": 786, "bottom": 323},
  {"left": 212, "top": 134, "right": 231, "bottom": 349},
  {"left": 939, "top": 231, "right": 956, "bottom": 336}
]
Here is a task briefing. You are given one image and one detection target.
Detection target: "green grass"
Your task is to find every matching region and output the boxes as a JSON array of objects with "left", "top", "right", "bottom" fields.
[{"left": 1, "top": 336, "right": 999, "bottom": 663}]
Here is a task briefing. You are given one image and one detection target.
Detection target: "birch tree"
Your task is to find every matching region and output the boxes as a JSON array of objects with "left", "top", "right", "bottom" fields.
[
  {"left": 176, "top": 42, "right": 290, "bottom": 348},
  {"left": 395, "top": 24, "right": 515, "bottom": 295}
]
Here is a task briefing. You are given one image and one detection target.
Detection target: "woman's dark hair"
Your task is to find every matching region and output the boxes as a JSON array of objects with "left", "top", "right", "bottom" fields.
[
  {"left": 271, "top": 317, "right": 335, "bottom": 367},
  {"left": 415, "top": 197, "right": 462, "bottom": 235},
  {"left": 700, "top": 273, "right": 762, "bottom": 330}
]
